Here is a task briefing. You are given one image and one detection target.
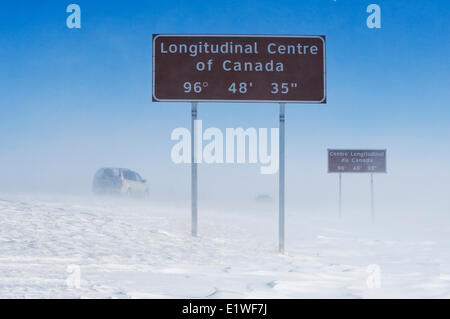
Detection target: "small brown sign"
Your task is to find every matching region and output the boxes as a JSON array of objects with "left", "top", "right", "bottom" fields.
[
  {"left": 153, "top": 34, "right": 326, "bottom": 103},
  {"left": 328, "top": 149, "right": 387, "bottom": 173}
]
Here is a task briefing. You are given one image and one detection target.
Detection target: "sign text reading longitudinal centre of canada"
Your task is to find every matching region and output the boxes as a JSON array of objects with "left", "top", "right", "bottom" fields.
[{"left": 153, "top": 35, "right": 326, "bottom": 103}]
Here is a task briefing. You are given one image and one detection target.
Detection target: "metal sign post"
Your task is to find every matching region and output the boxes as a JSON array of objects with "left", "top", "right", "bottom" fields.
[
  {"left": 279, "top": 103, "right": 285, "bottom": 253},
  {"left": 191, "top": 102, "right": 198, "bottom": 236},
  {"left": 338, "top": 173, "right": 342, "bottom": 218},
  {"left": 370, "top": 173, "right": 374, "bottom": 223}
]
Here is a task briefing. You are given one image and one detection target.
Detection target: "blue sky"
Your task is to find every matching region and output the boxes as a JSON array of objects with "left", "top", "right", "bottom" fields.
[{"left": 0, "top": 1, "right": 449, "bottom": 212}]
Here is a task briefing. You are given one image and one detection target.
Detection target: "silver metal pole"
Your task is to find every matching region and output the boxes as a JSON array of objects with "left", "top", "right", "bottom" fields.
[
  {"left": 370, "top": 173, "right": 374, "bottom": 223},
  {"left": 191, "top": 102, "right": 198, "bottom": 236},
  {"left": 339, "top": 173, "right": 342, "bottom": 218},
  {"left": 279, "top": 103, "right": 285, "bottom": 253}
]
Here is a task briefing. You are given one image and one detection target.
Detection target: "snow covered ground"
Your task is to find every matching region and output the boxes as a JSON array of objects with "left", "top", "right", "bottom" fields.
[{"left": 0, "top": 193, "right": 449, "bottom": 298}]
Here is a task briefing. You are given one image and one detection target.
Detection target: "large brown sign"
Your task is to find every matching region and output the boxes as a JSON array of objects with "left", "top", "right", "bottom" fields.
[
  {"left": 328, "top": 149, "right": 387, "bottom": 173},
  {"left": 153, "top": 34, "right": 326, "bottom": 103}
]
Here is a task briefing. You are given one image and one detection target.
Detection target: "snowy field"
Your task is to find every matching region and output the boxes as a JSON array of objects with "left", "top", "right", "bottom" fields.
[{"left": 1, "top": 193, "right": 450, "bottom": 299}]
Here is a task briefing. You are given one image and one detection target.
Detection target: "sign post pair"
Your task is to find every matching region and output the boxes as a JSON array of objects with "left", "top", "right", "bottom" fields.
[{"left": 153, "top": 34, "right": 327, "bottom": 253}]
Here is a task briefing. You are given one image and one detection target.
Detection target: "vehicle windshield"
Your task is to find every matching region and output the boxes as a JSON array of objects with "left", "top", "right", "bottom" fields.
[{"left": 135, "top": 173, "right": 144, "bottom": 182}]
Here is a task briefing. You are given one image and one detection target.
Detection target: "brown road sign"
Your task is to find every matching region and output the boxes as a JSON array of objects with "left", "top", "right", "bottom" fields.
[
  {"left": 328, "top": 149, "right": 387, "bottom": 173},
  {"left": 153, "top": 34, "right": 326, "bottom": 103}
]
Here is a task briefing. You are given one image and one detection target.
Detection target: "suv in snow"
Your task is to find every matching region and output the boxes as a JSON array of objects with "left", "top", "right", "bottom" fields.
[{"left": 92, "top": 168, "right": 149, "bottom": 197}]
